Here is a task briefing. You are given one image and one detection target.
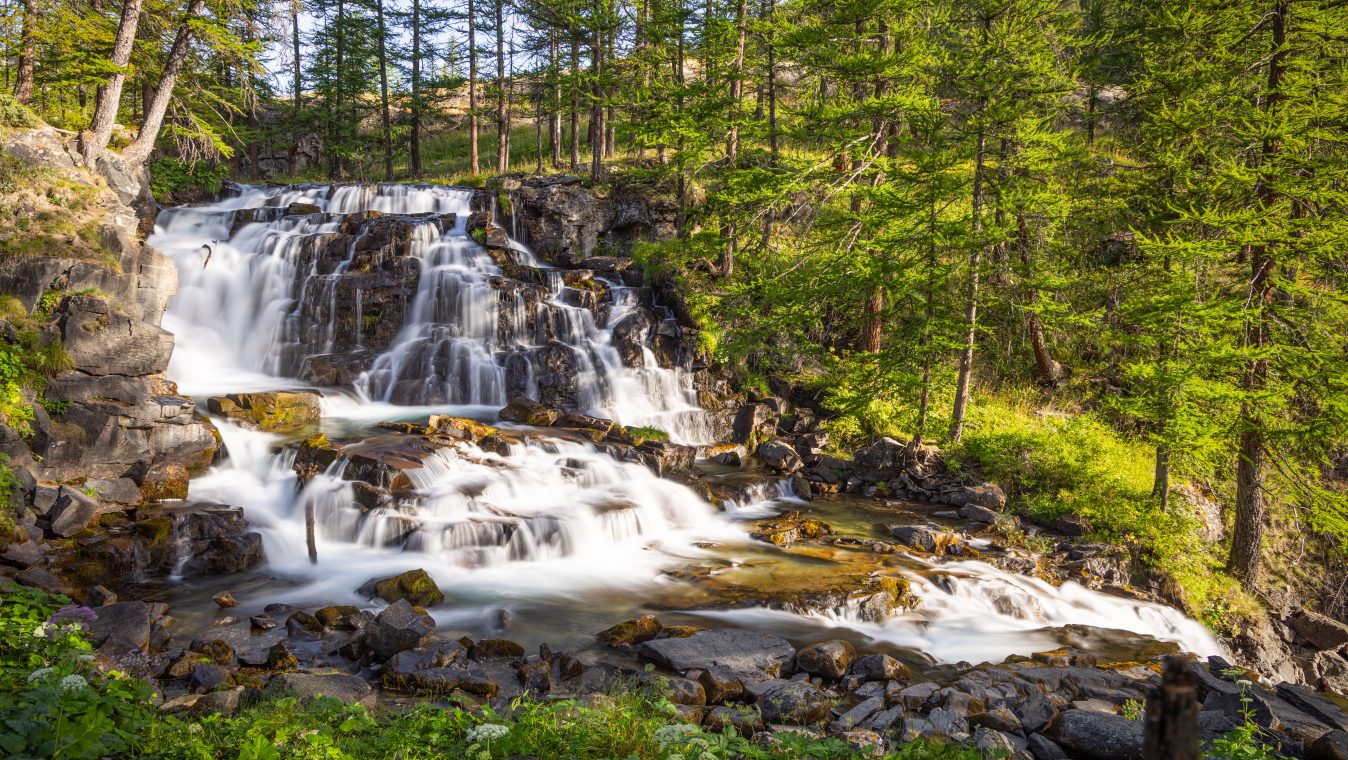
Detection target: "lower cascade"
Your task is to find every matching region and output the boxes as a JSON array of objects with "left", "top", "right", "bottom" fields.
[{"left": 152, "top": 182, "right": 1222, "bottom": 667}]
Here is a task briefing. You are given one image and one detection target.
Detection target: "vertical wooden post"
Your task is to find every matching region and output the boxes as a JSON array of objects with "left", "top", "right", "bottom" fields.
[
  {"left": 306, "top": 500, "right": 318, "bottom": 564},
  {"left": 1145, "top": 656, "right": 1200, "bottom": 760}
]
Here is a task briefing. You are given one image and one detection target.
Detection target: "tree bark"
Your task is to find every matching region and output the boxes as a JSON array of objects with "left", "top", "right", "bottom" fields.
[
  {"left": 376, "top": 0, "right": 393, "bottom": 181},
  {"left": 121, "top": 0, "right": 208, "bottom": 166},
  {"left": 469, "top": 0, "right": 480, "bottom": 175},
  {"left": 569, "top": 35, "right": 580, "bottom": 171},
  {"left": 82, "top": 0, "right": 145, "bottom": 164},
  {"left": 727, "top": 0, "right": 746, "bottom": 165},
  {"left": 496, "top": 0, "right": 507, "bottom": 174},
  {"left": 949, "top": 112, "right": 987, "bottom": 445},
  {"left": 13, "top": 0, "right": 35, "bottom": 104},
  {"left": 409, "top": 0, "right": 423, "bottom": 177},
  {"left": 290, "top": 0, "right": 302, "bottom": 176},
  {"left": 549, "top": 32, "right": 561, "bottom": 167},
  {"left": 1144, "top": 656, "right": 1200, "bottom": 760},
  {"left": 1227, "top": 0, "right": 1286, "bottom": 590},
  {"left": 589, "top": 7, "right": 603, "bottom": 181}
]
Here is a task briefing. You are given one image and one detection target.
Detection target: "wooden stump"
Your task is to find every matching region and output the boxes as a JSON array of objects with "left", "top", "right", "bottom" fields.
[{"left": 1145, "top": 655, "right": 1200, "bottom": 760}]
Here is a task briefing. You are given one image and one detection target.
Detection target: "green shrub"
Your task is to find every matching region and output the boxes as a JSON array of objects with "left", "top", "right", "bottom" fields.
[
  {"left": 0, "top": 584, "right": 156, "bottom": 759},
  {"left": 0, "top": 93, "right": 40, "bottom": 129},
  {"left": 147, "top": 158, "right": 228, "bottom": 205},
  {"left": 625, "top": 425, "right": 671, "bottom": 444}
]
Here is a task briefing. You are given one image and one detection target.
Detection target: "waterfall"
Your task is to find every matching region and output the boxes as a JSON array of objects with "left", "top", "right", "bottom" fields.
[{"left": 152, "top": 183, "right": 1224, "bottom": 664}]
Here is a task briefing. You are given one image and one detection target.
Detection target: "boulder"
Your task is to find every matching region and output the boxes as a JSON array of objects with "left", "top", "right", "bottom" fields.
[
  {"left": 704, "top": 705, "right": 765, "bottom": 735},
  {"left": 749, "top": 513, "right": 831, "bottom": 548},
  {"left": 358, "top": 568, "right": 445, "bottom": 607},
  {"left": 638, "top": 628, "right": 796, "bottom": 679},
  {"left": 850, "top": 653, "right": 910, "bottom": 683},
  {"left": 697, "top": 668, "right": 745, "bottom": 704},
  {"left": 1310, "top": 731, "right": 1348, "bottom": 760},
  {"left": 732, "top": 404, "right": 776, "bottom": 449},
  {"left": 611, "top": 310, "right": 652, "bottom": 368},
  {"left": 265, "top": 671, "right": 376, "bottom": 707},
  {"left": 1289, "top": 610, "right": 1348, "bottom": 652},
  {"left": 499, "top": 398, "right": 561, "bottom": 427},
  {"left": 598, "top": 615, "right": 663, "bottom": 648},
  {"left": 941, "top": 483, "right": 1007, "bottom": 511},
  {"left": 1276, "top": 683, "right": 1348, "bottom": 732},
  {"left": 852, "top": 437, "right": 908, "bottom": 482},
  {"left": 56, "top": 295, "right": 174, "bottom": 377},
  {"left": 1047, "top": 710, "right": 1144, "bottom": 760},
  {"left": 46, "top": 486, "right": 102, "bottom": 537},
  {"left": 756, "top": 680, "right": 830, "bottom": 725},
  {"left": 426, "top": 415, "right": 496, "bottom": 442},
  {"left": 959, "top": 503, "right": 999, "bottom": 524},
  {"left": 795, "top": 639, "right": 856, "bottom": 680},
  {"left": 757, "top": 441, "right": 803, "bottom": 474},
  {"left": 206, "top": 391, "right": 321, "bottom": 433},
  {"left": 888, "top": 525, "right": 961, "bottom": 554},
  {"left": 364, "top": 599, "right": 436, "bottom": 661}
]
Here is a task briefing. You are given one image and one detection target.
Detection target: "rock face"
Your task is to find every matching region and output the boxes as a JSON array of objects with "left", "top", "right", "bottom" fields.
[
  {"left": 503, "top": 175, "right": 678, "bottom": 261},
  {"left": 0, "top": 127, "right": 217, "bottom": 519}
]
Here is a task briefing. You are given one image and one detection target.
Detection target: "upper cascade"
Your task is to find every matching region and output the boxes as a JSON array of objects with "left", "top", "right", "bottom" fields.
[{"left": 152, "top": 183, "right": 713, "bottom": 443}]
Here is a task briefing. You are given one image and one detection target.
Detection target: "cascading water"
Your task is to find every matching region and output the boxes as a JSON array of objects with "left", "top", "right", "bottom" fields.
[{"left": 152, "top": 183, "right": 1224, "bottom": 663}]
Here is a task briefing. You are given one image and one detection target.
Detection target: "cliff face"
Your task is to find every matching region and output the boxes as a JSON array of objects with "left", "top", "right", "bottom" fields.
[{"left": 0, "top": 126, "right": 218, "bottom": 529}]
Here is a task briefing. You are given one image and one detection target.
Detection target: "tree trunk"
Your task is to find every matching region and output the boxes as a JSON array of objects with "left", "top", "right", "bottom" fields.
[
  {"left": 862, "top": 288, "right": 883, "bottom": 353},
  {"left": 913, "top": 198, "right": 938, "bottom": 448},
  {"left": 589, "top": 12, "right": 603, "bottom": 181},
  {"left": 1227, "top": 0, "right": 1285, "bottom": 590},
  {"left": 1017, "top": 215, "right": 1061, "bottom": 385},
  {"left": 82, "top": 0, "right": 145, "bottom": 164},
  {"left": 569, "top": 36, "right": 580, "bottom": 171},
  {"left": 948, "top": 114, "right": 987, "bottom": 445},
  {"left": 409, "top": 0, "right": 423, "bottom": 178},
  {"left": 330, "top": 0, "right": 345, "bottom": 178},
  {"left": 13, "top": 0, "right": 35, "bottom": 104},
  {"left": 727, "top": 0, "right": 746, "bottom": 165},
  {"left": 496, "top": 0, "right": 507, "bottom": 175},
  {"left": 290, "top": 0, "right": 302, "bottom": 176},
  {"left": 1144, "top": 657, "right": 1200, "bottom": 760},
  {"left": 549, "top": 33, "right": 561, "bottom": 167},
  {"left": 121, "top": 0, "right": 208, "bottom": 166},
  {"left": 469, "top": 0, "right": 480, "bottom": 175},
  {"left": 376, "top": 0, "right": 393, "bottom": 181}
]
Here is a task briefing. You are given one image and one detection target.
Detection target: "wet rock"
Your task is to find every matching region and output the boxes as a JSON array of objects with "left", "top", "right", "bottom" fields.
[
  {"left": 518, "top": 657, "right": 552, "bottom": 694},
  {"left": 250, "top": 615, "right": 276, "bottom": 632},
  {"left": 598, "top": 615, "right": 663, "bottom": 648},
  {"left": 749, "top": 513, "right": 831, "bottom": 548},
  {"left": 140, "top": 461, "right": 190, "bottom": 501},
  {"left": 611, "top": 310, "right": 652, "bottom": 368},
  {"left": 358, "top": 568, "right": 445, "bottom": 607},
  {"left": 1289, "top": 610, "right": 1348, "bottom": 652},
  {"left": 266, "top": 671, "right": 375, "bottom": 707},
  {"left": 363, "top": 599, "right": 436, "bottom": 661},
  {"left": 87, "top": 601, "right": 165, "bottom": 653},
  {"left": 757, "top": 441, "right": 802, "bottom": 474},
  {"left": 899, "top": 682, "right": 939, "bottom": 710},
  {"left": 638, "top": 628, "right": 796, "bottom": 679},
  {"left": 315, "top": 605, "right": 360, "bottom": 629},
  {"left": 190, "top": 663, "right": 230, "bottom": 692},
  {"left": 189, "top": 639, "right": 235, "bottom": 665},
  {"left": 795, "top": 640, "right": 856, "bottom": 680},
  {"left": 286, "top": 610, "right": 325, "bottom": 638},
  {"left": 633, "top": 441, "right": 698, "bottom": 476},
  {"left": 213, "top": 591, "right": 238, "bottom": 608},
  {"left": 1012, "top": 687, "right": 1060, "bottom": 733},
  {"left": 427, "top": 415, "right": 496, "bottom": 442},
  {"left": 732, "top": 404, "right": 777, "bottom": 450},
  {"left": 286, "top": 202, "right": 321, "bottom": 216},
  {"left": 1047, "top": 710, "right": 1144, "bottom": 760},
  {"left": 16, "top": 567, "right": 74, "bottom": 596},
  {"left": 266, "top": 642, "right": 299, "bottom": 671},
  {"left": 706, "top": 443, "right": 746, "bottom": 467},
  {"left": 888, "top": 525, "right": 961, "bottom": 554},
  {"left": 756, "top": 680, "right": 830, "bottom": 725},
  {"left": 499, "top": 398, "right": 561, "bottom": 426},
  {"left": 472, "top": 639, "right": 525, "bottom": 659},
  {"left": 207, "top": 391, "right": 321, "bottom": 433}
]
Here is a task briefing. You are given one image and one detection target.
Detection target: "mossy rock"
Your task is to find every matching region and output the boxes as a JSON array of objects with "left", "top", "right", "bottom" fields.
[
  {"left": 207, "top": 391, "right": 321, "bottom": 433},
  {"left": 426, "top": 415, "right": 497, "bottom": 442},
  {"left": 358, "top": 568, "right": 445, "bottom": 608},
  {"left": 597, "top": 615, "right": 663, "bottom": 648},
  {"left": 134, "top": 516, "right": 176, "bottom": 549}
]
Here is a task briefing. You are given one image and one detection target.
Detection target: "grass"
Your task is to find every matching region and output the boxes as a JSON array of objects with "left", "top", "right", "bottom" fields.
[{"left": 950, "top": 395, "right": 1258, "bottom": 633}]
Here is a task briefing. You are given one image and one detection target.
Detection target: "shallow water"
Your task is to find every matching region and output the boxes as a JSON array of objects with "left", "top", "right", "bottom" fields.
[{"left": 148, "top": 184, "right": 1223, "bottom": 669}]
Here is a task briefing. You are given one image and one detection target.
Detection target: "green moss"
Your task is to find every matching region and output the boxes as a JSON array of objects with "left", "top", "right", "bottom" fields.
[{"left": 624, "top": 425, "right": 671, "bottom": 445}]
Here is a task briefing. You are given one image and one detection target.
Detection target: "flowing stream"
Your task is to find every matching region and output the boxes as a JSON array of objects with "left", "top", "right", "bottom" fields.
[{"left": 150, "top": 184, "right": 1222, "bottom": 665}]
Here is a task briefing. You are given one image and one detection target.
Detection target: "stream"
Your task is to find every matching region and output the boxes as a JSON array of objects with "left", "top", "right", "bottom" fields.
[{"left": 147, "top": 183, "right": 1221, "bottom": 674}]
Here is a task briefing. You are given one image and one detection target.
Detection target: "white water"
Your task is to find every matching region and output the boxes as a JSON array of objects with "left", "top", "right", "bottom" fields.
[{"left": 154, "top": 183, "right": 1223, "bottom": 664}]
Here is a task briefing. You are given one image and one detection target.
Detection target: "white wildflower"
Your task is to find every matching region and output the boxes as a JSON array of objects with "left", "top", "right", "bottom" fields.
[
  {"left": 654, "top": 724, "right": 700, "bottom": 748},
  {"left": 465, "top": 723, "right": 510, "bottom": 743},
  {"left": 32, "top": 623, "right": 48, "bottom": 638},
  {"left": 59, "top": 674, "right": 89, "bottom": 692},
  {"left": 27, "top": 667, "right": 55, "bottom": 683}
]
